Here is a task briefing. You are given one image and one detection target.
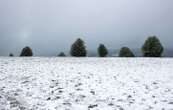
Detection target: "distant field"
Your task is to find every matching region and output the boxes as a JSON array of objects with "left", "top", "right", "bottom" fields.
[{"left": 0, "top": 58, "right": 173, "bottom": 110}]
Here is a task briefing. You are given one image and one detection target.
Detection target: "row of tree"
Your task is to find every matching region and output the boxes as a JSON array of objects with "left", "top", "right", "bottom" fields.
[{"left": 15, "top": 36, "right": 164, "bottom": 57}]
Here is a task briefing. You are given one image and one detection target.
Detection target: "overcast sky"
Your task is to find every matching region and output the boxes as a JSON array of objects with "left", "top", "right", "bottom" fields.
[{"left": 0, "top": 0, "right": 173, "bottom": 56}]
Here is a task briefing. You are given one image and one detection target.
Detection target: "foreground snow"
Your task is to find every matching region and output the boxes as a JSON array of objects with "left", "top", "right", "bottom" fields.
[{"left": 0, "top": 57, "right": 173, "bottom": 110}]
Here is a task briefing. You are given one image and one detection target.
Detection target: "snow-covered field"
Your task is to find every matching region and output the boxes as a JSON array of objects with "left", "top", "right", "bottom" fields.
[{"left": 0, "top": 57, "right": 173, "bottom": 110}]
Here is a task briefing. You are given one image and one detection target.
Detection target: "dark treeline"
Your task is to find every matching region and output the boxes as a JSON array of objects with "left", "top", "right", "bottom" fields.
[{"left": 10, "top": 36, "right": 164, "bottom": 57}]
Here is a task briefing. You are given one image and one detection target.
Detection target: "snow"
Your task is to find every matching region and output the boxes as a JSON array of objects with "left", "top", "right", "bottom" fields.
[{"left": 0, "top": 57, "right": 173, "bottom": 110}]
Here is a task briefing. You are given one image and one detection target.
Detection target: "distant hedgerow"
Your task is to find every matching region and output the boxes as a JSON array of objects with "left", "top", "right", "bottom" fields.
[
  {"left": 9, "top": 53, "right": 14, "bottom": 57},
  {"left": 58, "top": 52, "right": 66, "bottom": 57}
]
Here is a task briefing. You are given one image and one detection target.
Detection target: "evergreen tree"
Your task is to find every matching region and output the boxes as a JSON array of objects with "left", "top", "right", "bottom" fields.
[
  {"left": 58, "top": 52, "right": 66, "bottom": 57},
  {"left": 142, "top": 36, "right": 164, "bottom": 57},
  {"left": 70, "top": 38, "right": 87, "bottom": 57},
  {"left": 119, "top": 47, "right": 135, "bottom": 57},
  {"left": 97, "top": 44, "right": 108, "bottom": 57},
  {"left": 20, "top": 46, "right": 33, "bottom": 56}
]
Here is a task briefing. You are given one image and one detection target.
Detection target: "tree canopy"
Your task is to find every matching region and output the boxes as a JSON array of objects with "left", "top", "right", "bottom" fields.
[
  {"left": 20, "top": 46, "right": 33, "bottom": 56},
  {"left": 119, "top": 47, "right": 135, "bottom": 57},
  {"left": 142, "top": 36, "right": 164, "bottom": 57},
  {"left": 98, "top": 44, "right": 108, "bottom": 57},
  {"left": 70, "top": 38, "right": 87, "bottom": 57}
]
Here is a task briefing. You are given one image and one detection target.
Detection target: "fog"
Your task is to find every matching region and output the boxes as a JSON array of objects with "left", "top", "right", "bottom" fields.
[{"left": 0, "top": 0, "right": 173, "bottom": 56}]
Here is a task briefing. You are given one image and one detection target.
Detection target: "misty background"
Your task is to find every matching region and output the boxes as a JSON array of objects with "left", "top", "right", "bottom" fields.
[{"left": 0, "top": 0, "right": 173, "bottom": 56}]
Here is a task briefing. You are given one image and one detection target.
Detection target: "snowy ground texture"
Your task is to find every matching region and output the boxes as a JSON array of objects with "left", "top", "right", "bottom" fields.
[{"left": 0, "top": 57, "right": 173, "bottom": 110}]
